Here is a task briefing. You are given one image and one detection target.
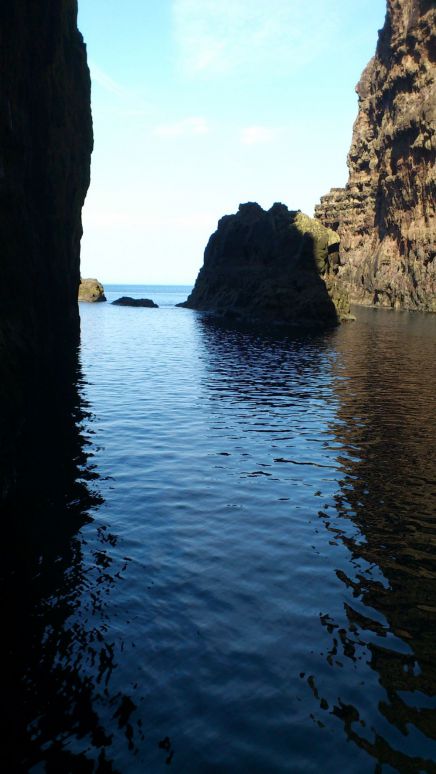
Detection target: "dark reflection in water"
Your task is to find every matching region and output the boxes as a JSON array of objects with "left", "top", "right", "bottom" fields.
[
  {"left": 195, "top": 310, "right": 436, "bottom": 772},
  {"left": 316, "top": 311, "right": 436, "bottom": 771},
  {"left": 0, "top": 358, "right": 134, "bottom": 772},
  {"left": 3, "top": 300, "right": 436, "bottom": 773}
]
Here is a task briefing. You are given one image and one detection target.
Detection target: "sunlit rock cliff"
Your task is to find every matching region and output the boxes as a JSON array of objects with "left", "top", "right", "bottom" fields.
[
  {"left": 0, "top": 2, "right": 93, "bottom": 499},
  {"left": 180, "top": 203, "right": 350, "bottom": 326},
  {"left": 315, "top": 0, "right": 435, "bottom": 310}
]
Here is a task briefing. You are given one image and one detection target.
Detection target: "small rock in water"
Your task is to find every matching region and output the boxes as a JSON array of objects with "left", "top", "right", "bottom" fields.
[
  {"left": 112, "top": 296, "right": 159, "bottom": 308},
  {"left": 79, "top": 278, "right": 107, "bottom": 302}
]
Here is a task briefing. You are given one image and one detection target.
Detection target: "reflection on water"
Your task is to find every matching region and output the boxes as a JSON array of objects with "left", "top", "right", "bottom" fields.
[
  {"left": 1, "top": 358, "right": 135, "bottom": 772},
  {"left": 318, "top": 311, "right": 436, "bottom": 771},
  {"left": 195, "top": 310, "right": 436, "bottom": 772},
  {"left": 3, "top": 296, "right": 436, "bottom": 772}
]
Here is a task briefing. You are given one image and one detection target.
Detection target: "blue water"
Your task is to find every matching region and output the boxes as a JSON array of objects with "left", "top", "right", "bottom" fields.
[
  {"left": 15, "top": 286, "right": 436, "bottom": 771},
  {"left": 103, "top": 284, "right": 190, "bottom": 307}
]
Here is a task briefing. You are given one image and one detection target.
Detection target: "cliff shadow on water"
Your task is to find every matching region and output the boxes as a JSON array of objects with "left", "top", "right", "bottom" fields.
[{"left": 0, "top": 356, "right": 131, "bottom": 773}]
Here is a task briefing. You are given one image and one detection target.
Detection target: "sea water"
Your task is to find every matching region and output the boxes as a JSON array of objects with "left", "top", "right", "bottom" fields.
[{"left": 9, "top": 286, "right": 436, "bottom": 771}]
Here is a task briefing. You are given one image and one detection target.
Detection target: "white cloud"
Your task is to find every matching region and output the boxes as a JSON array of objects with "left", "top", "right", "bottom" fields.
[
  {"left": 240, "top": 126, "right": 281, "bottom": 145},
  {"left": 172, "top": 0, "right": 337, "bottom": 76},
  {"left": 153, "top": 116, "right": 209, "bottom": 138}
]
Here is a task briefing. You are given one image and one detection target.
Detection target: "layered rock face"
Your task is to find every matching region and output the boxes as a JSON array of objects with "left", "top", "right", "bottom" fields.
[
  {"left": 0, "top": 2, "right": 93, "bottom": 499},
  {"left": 315, "top": 0, "right": 435, "bottom": 310},
  {"left": 180, "top": 203, "right": 350, "bottom": 326}
]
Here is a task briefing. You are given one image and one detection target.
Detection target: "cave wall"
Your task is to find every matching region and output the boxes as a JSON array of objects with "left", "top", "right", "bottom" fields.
[
  {"left": 0, "top": 1, "right": 93, "bottom": 500},
  {"left": 315, "top": 0, "right": 435, "bottom": 310}
]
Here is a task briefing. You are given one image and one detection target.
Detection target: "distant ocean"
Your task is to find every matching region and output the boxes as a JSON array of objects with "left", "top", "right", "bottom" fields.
[
  {"left": 103, "top": 283, "right": 192, "bottom": 307},
  {"left": 14, "top": 292, "right": 436, "bottom": 771}
]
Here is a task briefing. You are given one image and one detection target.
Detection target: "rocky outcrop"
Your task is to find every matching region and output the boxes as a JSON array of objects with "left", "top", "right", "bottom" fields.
[
  {"left": 315, "top": 0, "right": 435, "bottom": 311},
  {"left": 0, "top": 2, "right": 93, "bottom": 500},
  {"left": 79, "top": 278, "right": 107, "bottom": 302},
  {"left": 112, "top": 297, "right": 159, "bottom": 307},
  {"left": 179, "top": 203, "right": 351, "bottom": 327}
]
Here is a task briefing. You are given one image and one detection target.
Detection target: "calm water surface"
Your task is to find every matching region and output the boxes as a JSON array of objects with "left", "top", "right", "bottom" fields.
[{"left": 5, "top": 285, "right": 436, "bottom": 772}]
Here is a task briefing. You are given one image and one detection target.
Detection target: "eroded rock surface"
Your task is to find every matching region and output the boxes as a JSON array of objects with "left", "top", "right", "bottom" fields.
[
  {"left": 179, "top": 203, "right": 350, "bottom": 327},
  {"left": 0, "top": 2, "right": 93, "bottom": 499},
  {"left": 315, "top": 0, "right": 435, "bottom": 311},
  {"left": 79, "top": 278, "right": 107, "bottom": 302}
]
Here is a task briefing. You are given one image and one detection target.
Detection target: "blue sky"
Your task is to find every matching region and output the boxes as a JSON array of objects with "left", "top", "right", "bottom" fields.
[{"left": 78, "top": 0, "right": 386, "bottom": 284}]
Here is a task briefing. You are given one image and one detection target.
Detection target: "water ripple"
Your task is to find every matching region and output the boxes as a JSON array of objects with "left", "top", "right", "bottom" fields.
[{"left": 7, "top": 289, "right": 436, "bottom": 772}]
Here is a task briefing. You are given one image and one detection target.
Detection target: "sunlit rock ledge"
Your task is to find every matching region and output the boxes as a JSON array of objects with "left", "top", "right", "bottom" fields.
[{"left": 179, "top": 202, "right": 351, "bottom": 327}]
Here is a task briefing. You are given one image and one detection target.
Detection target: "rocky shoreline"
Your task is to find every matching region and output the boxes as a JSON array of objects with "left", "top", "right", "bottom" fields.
[{"left": 1, "top": 0, "right": 434, "bottom": 504}]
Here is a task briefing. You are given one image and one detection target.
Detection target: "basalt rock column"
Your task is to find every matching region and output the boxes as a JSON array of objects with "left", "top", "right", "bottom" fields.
[
  {"left": 0, "top": 2, "right": 93, "bottom": 500},
  {"left": 315, "top": 0, "right": 435, "bottom": 310}
]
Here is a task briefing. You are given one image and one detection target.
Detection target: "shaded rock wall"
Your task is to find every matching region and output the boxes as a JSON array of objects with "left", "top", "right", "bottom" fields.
[
  {"left": 315, "top": 0, "right": 435, "bottom": 310},
  {"left": 0, "top": 2, "right": 93, "bottom": 499},
  {"left": 180, "top": 203, "right": 350, "bottom": 327}
]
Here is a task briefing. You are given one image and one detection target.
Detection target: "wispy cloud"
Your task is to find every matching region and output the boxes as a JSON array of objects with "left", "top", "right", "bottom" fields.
[
  {"left": 153, "top": 116, "right": 209, "bottom": 138},
  {"left": 240, "top": 126, "right": 282, "bottom": 145},
  {"left": 89, "top": 61, "right": 130, "bottom": 98},
  {"left": 89, "top": 60, "right": 153, "bottom": 119},
  {"left": 172, "top": 0, "right": 337, "bottom": 76}
]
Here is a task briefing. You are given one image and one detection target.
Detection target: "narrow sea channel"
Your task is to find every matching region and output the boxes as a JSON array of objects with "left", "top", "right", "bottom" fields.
[{"left": 7, "top": 286, "right": 436, "bottom": 772}]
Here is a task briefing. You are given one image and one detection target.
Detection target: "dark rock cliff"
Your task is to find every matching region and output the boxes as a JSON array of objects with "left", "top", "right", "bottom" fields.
[
  {"left": 315, "top": 0, "right": 435, "bottom": 311},
  {"left": 180, "top": 203, "right": 351, "bottom": 327},
  {"left": 0, "top": 2, "right": 93, "bottom": 500}
]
